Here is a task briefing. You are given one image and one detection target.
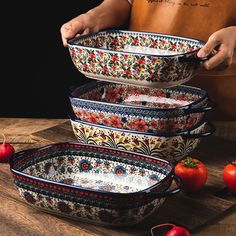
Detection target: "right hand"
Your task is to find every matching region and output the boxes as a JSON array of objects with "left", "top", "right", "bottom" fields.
[{"left": 60, "top": 13, "right": 98, "bottom": 47}]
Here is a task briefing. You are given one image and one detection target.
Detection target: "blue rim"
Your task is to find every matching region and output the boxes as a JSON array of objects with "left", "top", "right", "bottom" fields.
[
  {"left": 69, "top": 113, "right": 207, "bottom": 138},
  {"left": 67, "top": 29, "right": 206, "bottom": 58},
  {"left": 68, "top": 80, "right": 209, "bottom": 112},
  {"left": 9, "top": 142, "right": 175, "bottom": 198}
]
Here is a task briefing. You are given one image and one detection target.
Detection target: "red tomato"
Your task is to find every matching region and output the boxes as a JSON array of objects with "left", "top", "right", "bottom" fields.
[
  {"left": 174, "top": 157, "right": 208, "bottom": 193},
  {"left": 223, "top": 161, "right": 236, "bottom": 194}
]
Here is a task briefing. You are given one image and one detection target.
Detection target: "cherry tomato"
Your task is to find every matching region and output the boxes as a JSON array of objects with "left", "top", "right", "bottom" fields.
[
  {"left": 174, "top": 157, "right": 208, "bottom": 193},
  {"left": 150, "top": 223, "right": 191, "bottom": 236},
  {"left": 223, "top": 160, "right": 236, "bottom": 194}
]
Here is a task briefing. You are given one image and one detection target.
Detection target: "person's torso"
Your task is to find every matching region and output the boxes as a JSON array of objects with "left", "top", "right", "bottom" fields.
[
  {"left": 128, "top": 0, "right": 236, "bottom": 120},
  {"left": 129, "top": 0, "right": 236, "bottom": 41}
]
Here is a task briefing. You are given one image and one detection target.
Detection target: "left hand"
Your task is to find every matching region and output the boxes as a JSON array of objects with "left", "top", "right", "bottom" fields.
[{"left": 197, "top": 26, "right": 236, "bottom": 70}]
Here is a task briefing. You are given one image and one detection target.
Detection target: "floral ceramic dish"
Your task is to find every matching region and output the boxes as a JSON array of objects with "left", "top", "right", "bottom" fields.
[
  {"left": 67, "top": 30, "right": 208, "bottom": 88},
  {"left": 9, "top": 142, "right": 181, "bottom": 226},
  {"left": 70, "top": 115, "right": 215, "bottom": 162},
  {"left": 69, "top": 81, "right": 213, "bottom": 134}
]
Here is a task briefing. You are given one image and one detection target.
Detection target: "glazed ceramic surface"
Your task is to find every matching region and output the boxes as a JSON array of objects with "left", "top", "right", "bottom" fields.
[
  {"left": 70, "top": 116, "right": 215, "bottom": 162},
  {"left": 69, "top": 81, "right": 213, "bottom": 134},
  {"left": 67, "top": 30, "right": 207, "bottom": 88},
  {"left": 10, "top": 143, "right": 181, "bottom": 226}
]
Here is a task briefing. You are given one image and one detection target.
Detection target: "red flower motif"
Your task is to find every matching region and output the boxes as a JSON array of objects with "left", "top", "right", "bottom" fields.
[
  {"left": 75, "top": 109, "right": 84, "bottom": 118},
  {"left": 151, "top": 41, "right": 158, "bottom": 47},
  {"left": 133, "top": 38, "right": 139, "bottom": 45},
  {"left": 103, "top": 119, "right": 110, "bottom": 126},
  {"left": 135, "top": 67, "right": 142, "bottom": 74},
  {"left": 111, "top": 55, "right": 119, "bottom": 63},
  {"left": 123, "top": 54, "right": 129, "bottom": 60},
  {"left": 99, "top": 51, "right": 104, "bottom": 56},
  {"left": 77, "top": 48, "right": 83, "bottom": 53},
  {"left": 124, "top": 69, "right": 132, "bottom": 76},
  {"left": 82, "top": 64, "right": 89, "bottom": 71},
  {"left": 108, "top": 115, "right": 122, "bottom": 128},
  {"left": 150, "top": 56, "right": 158, "bottom": 63},
  {"left": 71, "top": 49, "right": 76, "bottom": 57},
  {"left": 171, "top": 44, "right": 176, "bottom": 50},
  {"left": 132, "top": 119, "right": 148, "bottom": 132},
  {"left": 87, "top": 114, "right": 99, "bottom": 124},
  {"left": 149, "top": 120, "right": 157, "bottom": 129},
  {"left": 102, "top": 66, "right": 109, "bottom": 74},
  {"left": 112, "top": 38, "right": 119, "bottom": 44},
  {"left": 137, "top": 58, "right": 146, "bottom": 65},
  {"left": 106, "top": 87, "right": 122, "bottom": 102},
  {"left": 89, "top": 53, "right": 96, "bottom": 60},
  {"left": 98, "top": 112, "right": 105, "bottom": 119},
  {"left": 112, "top": 65, "right": 118, "bottom": 71}
]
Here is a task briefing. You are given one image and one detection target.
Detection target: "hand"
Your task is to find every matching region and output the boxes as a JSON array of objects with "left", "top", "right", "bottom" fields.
[
  {"left": 60, "top": 13, "right": 98, "bottom": 47},
  {"left": 197, "top": 26, "right": 236, "bottom": 70}
]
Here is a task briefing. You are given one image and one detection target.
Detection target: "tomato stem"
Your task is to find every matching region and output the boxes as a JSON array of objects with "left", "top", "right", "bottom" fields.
[
  {"left": 229, "top": 160, "right": 236, "bottom": 167},
  {"left": 181, "top": 157, "right": 199, "bottom": 168},
  {"left": 150, "top": 223, "right": 175, "bottom": 236}
]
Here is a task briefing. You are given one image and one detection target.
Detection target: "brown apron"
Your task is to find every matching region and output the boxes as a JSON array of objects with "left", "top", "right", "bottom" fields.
[{"left": 129, "top": 0, "right": 236, "bottom": 120}]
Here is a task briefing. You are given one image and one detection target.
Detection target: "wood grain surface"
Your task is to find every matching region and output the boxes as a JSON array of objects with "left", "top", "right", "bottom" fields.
[{"left": 0, "top": 118, "right": 236, "bottom": 236}]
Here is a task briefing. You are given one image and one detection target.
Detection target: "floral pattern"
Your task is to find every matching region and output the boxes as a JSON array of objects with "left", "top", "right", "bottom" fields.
[
  {"left": 70, "top": 81, "right": 210, "bottom": 134},
  {"left": 10, "top": 142, "right": 175, "bottom": 226},
  {"left": 68, "top": 30, "right": 205, "bottom": 88},
  {"left": 70, "top": 119, "right": 211, "bottom": 162},
  {"left": 18, "top": 188, "right": 164, "bottom": 226},
  {"left": 22, "top": 152, "right": 165, "bottom": 194}
]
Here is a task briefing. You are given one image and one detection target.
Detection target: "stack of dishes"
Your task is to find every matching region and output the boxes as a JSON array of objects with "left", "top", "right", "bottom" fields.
[
  {"left": 9, "top": 30, "right": 216, "bottom": 227},
  {"left": 67, "top": 30, "right": 215, "bottom": 163},
  {"left": 68, "top": 81, "right": 214, "bottom": 163}
]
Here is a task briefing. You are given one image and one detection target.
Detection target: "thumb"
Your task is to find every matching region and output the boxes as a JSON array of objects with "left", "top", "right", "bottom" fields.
[{"left": 198, "top": 36, "right": 220, "bottom": 58}]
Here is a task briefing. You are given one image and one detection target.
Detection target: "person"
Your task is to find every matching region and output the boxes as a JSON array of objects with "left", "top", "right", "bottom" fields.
[{"left": 60, "top": 0, "right": 236, "bottom": 120}]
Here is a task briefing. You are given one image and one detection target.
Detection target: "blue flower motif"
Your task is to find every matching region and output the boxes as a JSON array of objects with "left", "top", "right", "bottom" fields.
[
  {"left": 114, "top": 165, "right": 126, "bottom": 176},
  {"left": 79, "top": 159, "right": 92, "bottom": 172}
]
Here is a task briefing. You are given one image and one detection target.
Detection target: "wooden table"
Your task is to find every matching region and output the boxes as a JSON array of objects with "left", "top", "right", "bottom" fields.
[{"left": 0, "top": 118, "right": 236, "bottom": 236}]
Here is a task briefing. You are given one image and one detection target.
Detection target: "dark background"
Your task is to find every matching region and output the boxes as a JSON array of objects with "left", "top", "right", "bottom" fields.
[{"left": 2, "top": 1, "right": 109, "bottom": 118}]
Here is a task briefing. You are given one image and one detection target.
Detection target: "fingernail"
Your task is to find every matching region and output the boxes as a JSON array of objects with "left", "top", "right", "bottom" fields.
[{"left": 197, "top": 50, "right": 206, "bottom": 58}]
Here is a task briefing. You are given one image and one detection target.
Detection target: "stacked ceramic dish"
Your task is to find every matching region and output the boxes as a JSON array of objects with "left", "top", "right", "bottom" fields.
[
  {"left": 67, "top": 29, "right": 209, "bottom": 88},
  {"left": 67, "top": 30, "right": 215, "bottom": 163},
  {"left": 9, "top": 142, "right": 181, "bottom": 226}
]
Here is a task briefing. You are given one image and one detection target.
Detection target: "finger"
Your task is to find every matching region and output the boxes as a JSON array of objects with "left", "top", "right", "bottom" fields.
[
  {"left": 82, "top": 27, "right": 90, "bottom": 35},
  {"left": 60, "top": 21, "right": 84, "bottom": 47},
  {"left": 60, "top": 24, "right": 75, "bottom": 47},
  {"left": 197, "top": 35, "right": 221, "bottom": 58},
  {"left": 202, "top": 50, "right": 228, "bottom": 70}
]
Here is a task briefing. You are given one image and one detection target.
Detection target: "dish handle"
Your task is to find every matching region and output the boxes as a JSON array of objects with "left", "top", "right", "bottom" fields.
[
  {"left": 184, "top": 99, "right": 215, "bottom": 114},
  {"left": 181, "top": 121, "right": 215, "bottom": 139},
  {"left": 149, "top": 174, "right": 182, "bottom": 197},
  {"left": 178, "top": 50, "right": 213, "bottom": 63},
  {"left": 9, "top": 148, "right": 38, "bottom": 167}
]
